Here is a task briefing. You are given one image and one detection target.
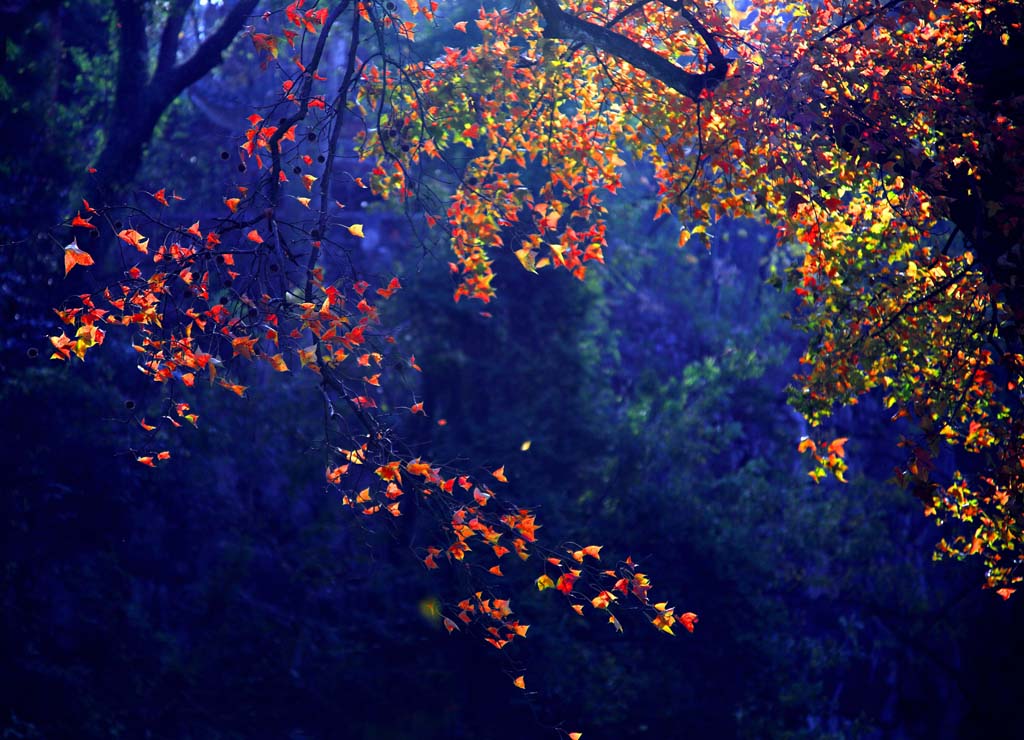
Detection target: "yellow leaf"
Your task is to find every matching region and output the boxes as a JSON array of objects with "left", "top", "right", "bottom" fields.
[
  {"left": 348, "top": 223, "right": 365, "bottom": 238},
  {"left": 514, "top": 247, "right": 538, "bottom": 274}
]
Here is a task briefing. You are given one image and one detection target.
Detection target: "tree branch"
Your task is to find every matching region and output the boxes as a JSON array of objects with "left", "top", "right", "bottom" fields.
[
  {"left": 533, "top": 0, "right": 727, "bottom": 101},
  {"left": 164, "top": 0, "right": 260, "bottom": 102},
  {"left": 155, "top": 0, "right": 193, "bottom": 78}
]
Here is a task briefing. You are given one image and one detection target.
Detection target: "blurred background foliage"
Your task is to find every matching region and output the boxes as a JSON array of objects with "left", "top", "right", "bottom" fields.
[{"left": 2, "top": 2, "right": 1023, "bottom": 738}]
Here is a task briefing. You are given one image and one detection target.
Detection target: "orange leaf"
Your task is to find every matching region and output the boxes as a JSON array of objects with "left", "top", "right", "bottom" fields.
[
  {"left": 117, "top": 229, "right": 149, "bottom": 253},
  {"left": 512, "top": 675, "right": 525, "bottom": 690},
  {"left": 267, "top": 353, "right": 289, "bottom": 372},
  {"left": 491, "top": 465, "right": 508, "bottom": 483},
  {"left": 63, "top": 240, "right": 95, "bottom": 276},
  {"left": 827, "top": 437, "right": 849, "bottom": 457},
  {"left": 376, "top": 276, "right": 401, "bottom": 298},
  {"left": 247, "top": 229, "right": 264, "bottom": 244},
  {"left": 71, "top": 212, "right": 97, "bottom": 231}
]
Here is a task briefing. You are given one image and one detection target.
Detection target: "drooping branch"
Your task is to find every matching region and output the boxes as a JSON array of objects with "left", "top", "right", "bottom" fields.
[
  {"left": 268, "top": 0, "right": 349, "bottom": 208},
  {"left": 533, "top": 0, "right": 727, "bottom": 101}
]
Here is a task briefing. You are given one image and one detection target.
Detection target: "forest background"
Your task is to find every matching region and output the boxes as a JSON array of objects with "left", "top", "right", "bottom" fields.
[{"left": 2, "top": 1, "right": 1023, "bottom": 738}]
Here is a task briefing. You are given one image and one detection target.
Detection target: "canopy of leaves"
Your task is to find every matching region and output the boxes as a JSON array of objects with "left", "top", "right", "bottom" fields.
[{"left": 4, "top": 0, "right": 1024, "bottom": 737}]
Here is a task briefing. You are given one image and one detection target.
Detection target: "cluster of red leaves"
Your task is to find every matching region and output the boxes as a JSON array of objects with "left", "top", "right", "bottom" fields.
[{"left": 52, "top": 3, "right": 698, "bottom": 693}]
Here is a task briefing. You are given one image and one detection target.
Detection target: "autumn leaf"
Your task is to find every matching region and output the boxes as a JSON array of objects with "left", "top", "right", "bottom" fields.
[
  {"left": 267, "top": 353, "right": 289, "bottom": 372},
  {"left": 514, "top": 247, "right": 538, "bottom": 274},
  {"left": 491, "top": 465, "right": 508, "bottom": 483},
  {"left": 215, "top": 380, "right": 246, "bottom": 397},
  {"left": 376, "top": 277, "right": 401, "bottom": 298},
  {"left": 677, "top": 612, "right": 698, "bottom": 633},
  {"left": 827, "top": 437, "right": 849, "bottom": 457},
  {"left": 251, "top": 32, "right": 278, "bottom": 58},
  {"left": 71, "top": 212, "right": 97, "bottom": 231},
  {"left": 556, "top": 572, "right": 578, "bottom": 595},
  {"left": 797, "top": 437, "right": 816, "bottom": 454},
  {"left": 348, "top": 223, "right": 365, "bottom": 238},
  {"left": 63, "top": 239, "right": 94, "bottom": 276},
  {"left": 407, "top": 460, "right": 432, "bottom": 476},
  {"left": 117, "top": 229, "right": 149, "bottom": 253},
  {"left": 512, "top": 675, "right": 525, "bottom": 689}
]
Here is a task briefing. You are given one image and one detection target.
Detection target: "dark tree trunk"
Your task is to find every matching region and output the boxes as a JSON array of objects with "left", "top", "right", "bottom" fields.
[{"left": 85, "top": 0, "right": 260, "bottom": 203}]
